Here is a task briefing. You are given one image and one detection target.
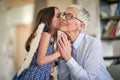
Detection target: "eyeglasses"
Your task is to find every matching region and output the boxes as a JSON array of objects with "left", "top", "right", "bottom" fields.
[{"left": 58, "top": 12, "right": 83, "bottom": 23}]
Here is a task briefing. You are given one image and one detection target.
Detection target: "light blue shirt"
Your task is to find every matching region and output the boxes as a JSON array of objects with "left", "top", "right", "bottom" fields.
[{"left": 57, "top": 32, "right": 113, "bottom": 80}]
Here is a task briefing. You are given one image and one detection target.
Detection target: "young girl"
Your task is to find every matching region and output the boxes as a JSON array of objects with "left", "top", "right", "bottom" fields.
[{"left": 12, "top": 6, "right": 60, "bottom": 80}]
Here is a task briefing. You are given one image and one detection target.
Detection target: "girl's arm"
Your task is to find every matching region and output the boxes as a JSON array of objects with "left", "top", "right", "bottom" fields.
[{"left": 37, "top": 32, "right": 60, "bottom": 65}]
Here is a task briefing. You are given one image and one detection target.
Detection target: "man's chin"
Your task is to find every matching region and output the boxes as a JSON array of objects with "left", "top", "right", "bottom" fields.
[
  {"left": 59, "top": 27, "right": 67, "bottom": 31},
  {"left": 59, "top": 29, "right": 66, "bottom": 32}
]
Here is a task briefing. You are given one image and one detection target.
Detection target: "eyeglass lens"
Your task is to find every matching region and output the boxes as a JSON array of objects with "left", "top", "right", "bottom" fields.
[
  {"left": 58, "top": 12, "right": 83, "bottom": 23},
  {"left": 58, "top": 12, "right": 73, "bottom": 20}
]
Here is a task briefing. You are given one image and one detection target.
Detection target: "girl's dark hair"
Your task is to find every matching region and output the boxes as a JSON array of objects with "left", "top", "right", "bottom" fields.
[{"left": 25, "top": 6, "right": 58, "bottom": 52}]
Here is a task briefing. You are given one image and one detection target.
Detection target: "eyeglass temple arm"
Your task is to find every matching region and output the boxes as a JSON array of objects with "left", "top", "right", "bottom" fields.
[{"left": 74, "top": 17, "right": 83, "bottom": 23}]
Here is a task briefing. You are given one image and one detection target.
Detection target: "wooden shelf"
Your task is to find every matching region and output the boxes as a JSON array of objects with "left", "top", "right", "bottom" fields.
[
  {"left": 101, "top": 15, "right": 120, "bottom": 20},
  {"left": 104, "top": 56, "right": 120, "bottom": 60},
  {"left": 101, "top": 36, "right": 120, "bottom": 40},
  {"left": 101, "top": 0, "right": 119, "bottom": 4}
]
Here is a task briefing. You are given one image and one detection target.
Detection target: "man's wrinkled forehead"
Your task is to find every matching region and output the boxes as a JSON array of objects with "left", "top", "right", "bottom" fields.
[{"left": 65, "top": 7, "right": 78, "bottom": 16}]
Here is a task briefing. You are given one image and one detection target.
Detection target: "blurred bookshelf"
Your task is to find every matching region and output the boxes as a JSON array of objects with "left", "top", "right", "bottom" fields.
[
  {"left": 100, "top": 0, "right": 120, "bottom": 41},
  {"left": 101, "top": 36, "right": 120, "bottom": 40},
  {"left": 100, "top": 0, "right": 120, "bottom": 63},
  {"left": 104, "top": 56, "right": 120, "bottom": 60},
  {"left": 101, "top": 15, "right": 120, "bottom": 20},
  {"left": 101, "top": 0, "right": 119, "bottom": 4}
]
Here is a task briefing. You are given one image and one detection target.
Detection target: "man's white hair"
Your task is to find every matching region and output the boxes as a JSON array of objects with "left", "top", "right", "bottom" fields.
[{"left": 68, "top": 4, "right": 90, "bottom": 28}]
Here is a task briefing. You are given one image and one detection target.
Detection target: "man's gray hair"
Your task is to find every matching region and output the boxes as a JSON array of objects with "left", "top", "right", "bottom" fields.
[{"left": 68, "top": 4, "right": 90, "bottom": 28}]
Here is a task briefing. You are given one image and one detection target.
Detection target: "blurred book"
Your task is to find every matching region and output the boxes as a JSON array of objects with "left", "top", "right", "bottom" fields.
[
  {"left": 103, "top": 20, "right": 117, "bottom": 38},
  {"left": 100, "top": 12, "right": 108, "bottom": 19},
  {"left": 110, "top": 21, "right": 119, "bottom": 37},
  {"left": 115, "top": 20, "right": 120, "bottom": 36},
  {"left": 115, "top": 0, "right": 120, "bottom": 16}
]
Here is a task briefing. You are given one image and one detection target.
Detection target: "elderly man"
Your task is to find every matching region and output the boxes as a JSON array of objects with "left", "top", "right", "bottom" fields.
[{"left": 57, "top": 4, "right": 113, "bottom": 80}]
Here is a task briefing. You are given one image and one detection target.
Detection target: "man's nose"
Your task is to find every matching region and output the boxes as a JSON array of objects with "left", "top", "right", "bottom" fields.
[{"left": 60, "top": 16, "right": 66, "bottom": 21}]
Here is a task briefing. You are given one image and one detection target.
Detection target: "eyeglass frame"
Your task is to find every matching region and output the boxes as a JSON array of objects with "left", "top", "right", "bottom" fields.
[{"left": 58, "top": 12, "right": 83, "bottom": 23}]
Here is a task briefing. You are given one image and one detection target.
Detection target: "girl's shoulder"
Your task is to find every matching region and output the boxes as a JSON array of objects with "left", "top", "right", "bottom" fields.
[{"left": 41, "top": 32, "right": 51, "bottom": 37}]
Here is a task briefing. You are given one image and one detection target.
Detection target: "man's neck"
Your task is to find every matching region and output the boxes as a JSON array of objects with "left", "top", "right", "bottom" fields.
[{"left": 66, "top": 31, "right": 80, "bottom": 43}]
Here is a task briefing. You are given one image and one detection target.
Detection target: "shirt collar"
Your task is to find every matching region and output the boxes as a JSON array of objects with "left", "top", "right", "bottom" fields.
[{"left": 72, "top": 32, "right": 84, "bottom": 49}]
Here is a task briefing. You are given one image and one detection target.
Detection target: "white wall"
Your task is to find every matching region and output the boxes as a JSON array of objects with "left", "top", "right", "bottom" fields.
[
  {"left": 47, "top": 0, "right": 73, "bottom": 11},
  {"left": 7, "top": 4, "right": 34, "bottom": 25},
  {"left": 0, "top": 4, "right": 34, "bottom": 80},
  {"left": 113, "top": 40, "right": 120, "bottom": 56},
  {"left": 0, "top": 8, "right": 8, "bottom": 80}
]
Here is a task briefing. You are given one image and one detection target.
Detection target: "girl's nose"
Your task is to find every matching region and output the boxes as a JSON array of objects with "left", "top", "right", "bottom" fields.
[{"left": 60, "top": 17, "right": 65, "bottom": 22}]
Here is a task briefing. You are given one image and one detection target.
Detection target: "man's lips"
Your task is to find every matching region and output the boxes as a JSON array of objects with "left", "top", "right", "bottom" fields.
[{"left": 59, "top": 22, "right": 67, "bottom": 27}]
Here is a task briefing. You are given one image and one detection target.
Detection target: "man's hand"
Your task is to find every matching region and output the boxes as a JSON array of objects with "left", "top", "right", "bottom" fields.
[{"left": 57, "top": 34, "right": 72, "bottom": 61}]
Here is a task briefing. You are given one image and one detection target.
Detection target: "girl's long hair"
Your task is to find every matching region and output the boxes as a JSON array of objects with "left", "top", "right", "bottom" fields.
[{"left": 25, "top": 7, "right": 58, "bottom": 52}]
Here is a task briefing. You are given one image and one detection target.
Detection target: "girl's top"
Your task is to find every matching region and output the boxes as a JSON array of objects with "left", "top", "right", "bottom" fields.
[{"left": 13, "top": 38, "right": 54, "bottom": 80}]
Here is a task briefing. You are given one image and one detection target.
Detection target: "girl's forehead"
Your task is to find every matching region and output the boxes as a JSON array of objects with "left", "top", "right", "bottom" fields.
[{"left": 55, "top": 8, "right": 60, "bottom": 13}]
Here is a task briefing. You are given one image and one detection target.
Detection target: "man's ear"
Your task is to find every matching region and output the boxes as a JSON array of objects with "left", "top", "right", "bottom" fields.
[
  {"left": 81, "top": 23, "right": 85, "bottom": 28},
  {"left": 78, "top": 23, "right": 85, "bottom": 30}
]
